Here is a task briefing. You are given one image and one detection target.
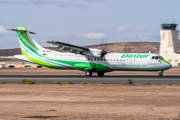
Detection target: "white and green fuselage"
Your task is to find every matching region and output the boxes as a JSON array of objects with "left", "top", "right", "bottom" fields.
[{"left": 11, "top": 27, "right": 172, "bottom": 76}]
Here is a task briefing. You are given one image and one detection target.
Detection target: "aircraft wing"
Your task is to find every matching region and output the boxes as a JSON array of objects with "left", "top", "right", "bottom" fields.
[{"left": 47, "top": 40, "right": 90, "bottom": 55}]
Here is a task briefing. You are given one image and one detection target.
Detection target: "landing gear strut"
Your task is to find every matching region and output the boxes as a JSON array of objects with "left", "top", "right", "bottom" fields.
[
  {"left": 158, "top": 70, "right": 163, "bottom": 77},
  {"left": 97, "top": 72, "right": 104, "bottom": 77},
  {"left": 85, "top": 71, "right": 92, "bottom": 77},
  {"left": 158, "top": 73, "right": 163, "bottom": 77}
]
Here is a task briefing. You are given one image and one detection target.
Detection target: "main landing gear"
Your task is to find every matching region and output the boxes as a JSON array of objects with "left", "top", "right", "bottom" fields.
[
  {"left": 85, "top": 71, "right": 92, "bottom": 77},
  {"left": 85, "top": 71, "right": 105, "bottom": 77},
  {"left": 97, "top": 72, "right": 104, "bottom": 77}
]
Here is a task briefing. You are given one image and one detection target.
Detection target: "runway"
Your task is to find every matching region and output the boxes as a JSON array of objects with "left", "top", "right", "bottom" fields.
[{"left": 1, "top": 75, "right": 180, "bottom": 84}]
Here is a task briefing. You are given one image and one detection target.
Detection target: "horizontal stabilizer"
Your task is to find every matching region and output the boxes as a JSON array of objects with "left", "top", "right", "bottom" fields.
[{"left": 7, "top": 29, "right": 36, "bottom": 34}]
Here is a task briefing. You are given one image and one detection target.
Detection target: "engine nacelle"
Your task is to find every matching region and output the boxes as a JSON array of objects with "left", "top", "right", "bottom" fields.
[{"left": 82, "top": 48, "right": 103, "bottom": 57}]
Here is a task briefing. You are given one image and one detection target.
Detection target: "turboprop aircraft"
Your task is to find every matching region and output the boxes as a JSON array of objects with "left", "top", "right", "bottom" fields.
[{"left": 7, "top": 27, "right": 172, "bottom": 77}]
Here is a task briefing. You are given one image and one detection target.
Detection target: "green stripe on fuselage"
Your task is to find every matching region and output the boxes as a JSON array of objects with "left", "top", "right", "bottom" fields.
[{"left": 155, "top": 59, "right": 171, "bottom": 65}]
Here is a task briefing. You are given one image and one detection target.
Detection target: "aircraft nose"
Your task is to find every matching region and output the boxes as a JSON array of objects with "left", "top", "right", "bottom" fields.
[{"left": 165, "top": 63, "right": 172, "bottom": 68}]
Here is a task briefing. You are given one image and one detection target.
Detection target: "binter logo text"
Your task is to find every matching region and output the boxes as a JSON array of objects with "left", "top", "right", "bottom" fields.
[{"left": 121, "top": 54, "right": 150, "bottom": 58}]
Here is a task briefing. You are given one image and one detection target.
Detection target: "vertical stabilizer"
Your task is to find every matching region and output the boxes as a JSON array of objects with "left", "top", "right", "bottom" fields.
[{"left": 8, "top": 27, "right": 45, "bottom": 55}]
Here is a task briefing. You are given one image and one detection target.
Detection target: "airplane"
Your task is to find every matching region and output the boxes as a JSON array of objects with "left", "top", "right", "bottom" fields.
[{"left": 7, "top": 27, "right": 172, "bottom": 77}]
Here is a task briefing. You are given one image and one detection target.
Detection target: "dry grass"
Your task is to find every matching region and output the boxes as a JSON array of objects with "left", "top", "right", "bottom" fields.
[
  {"left": 19, "top": 79, "right": 35, "bottom": 84},
  {"left": 0, "top": 81, "right": 5, "bottom": 84},
  {"left": 127, "top": 79, "right": 133, "bottom": 84},
  {"left": 81, "top": 81, "right": 87, "bottom": 84},
  {"left": 52, "top": 81, "right": 61, "bottom": 84}
]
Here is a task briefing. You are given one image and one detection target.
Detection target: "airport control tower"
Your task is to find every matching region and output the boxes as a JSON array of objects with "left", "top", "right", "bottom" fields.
[{"left": 159, "top": 23, "right": 180, "bottom": 66}]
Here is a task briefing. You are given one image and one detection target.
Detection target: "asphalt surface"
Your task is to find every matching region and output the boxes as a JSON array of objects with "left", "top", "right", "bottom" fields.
[{"left": 0, "top": 75, "right": 180, "bottom": 84}]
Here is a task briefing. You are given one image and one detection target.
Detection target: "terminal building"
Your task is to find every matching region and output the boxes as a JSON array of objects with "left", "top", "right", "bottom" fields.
[
  {"left": 159, "top": 23, "right": 180, "bottom": 66},
  {"left": 0, "top": 56, "right": 42, "bottom": 68}
]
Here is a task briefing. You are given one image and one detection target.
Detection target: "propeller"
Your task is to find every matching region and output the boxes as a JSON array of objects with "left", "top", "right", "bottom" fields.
[{"left": 100, "top": 40, "right": 108, "bottom": 57}]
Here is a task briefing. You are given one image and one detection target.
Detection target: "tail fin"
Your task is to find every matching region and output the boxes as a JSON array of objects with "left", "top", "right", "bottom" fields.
[{"left": 7, "top": 27, "right": 44, "bottom": 54}]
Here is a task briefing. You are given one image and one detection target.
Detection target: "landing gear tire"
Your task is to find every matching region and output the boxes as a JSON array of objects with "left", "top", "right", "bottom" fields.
[
  {"left": 158, "top": 73, "right": 163, "bottom": 77},
  {"left": 97, "top": 72, "right": 104, "bottom": 77},
  {"left": 85, "top": 71, "right": 92, "bottom": 77}
]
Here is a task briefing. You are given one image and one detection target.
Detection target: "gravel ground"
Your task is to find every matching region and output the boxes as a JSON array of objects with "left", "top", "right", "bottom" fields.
[{"left": 0, "top": 84, "right": 180, "bottom": 120}]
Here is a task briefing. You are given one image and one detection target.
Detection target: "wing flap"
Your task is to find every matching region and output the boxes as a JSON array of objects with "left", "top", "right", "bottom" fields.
[{"left": 47, "top": 41, "right": 90, "bottom": 54}]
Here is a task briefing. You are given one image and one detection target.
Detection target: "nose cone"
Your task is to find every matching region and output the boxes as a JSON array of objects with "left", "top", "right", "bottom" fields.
[
  {"left": 165, "top": 62, "right": 172, "bottom": 69},
  {"left": 167, "top": 63, "right": 172, "bottom": 68}
]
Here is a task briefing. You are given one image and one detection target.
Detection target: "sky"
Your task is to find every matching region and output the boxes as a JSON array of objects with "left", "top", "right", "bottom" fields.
[{"left": 0, "top": 0, "right": 180, "bottom": 49}]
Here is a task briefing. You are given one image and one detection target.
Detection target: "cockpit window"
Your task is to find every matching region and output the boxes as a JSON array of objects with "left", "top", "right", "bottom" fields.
[
  {"left": 158, "top": 56, "right": 164, "bottom": 60},
  {"left": 151, "top": 56, "right": 164, "bottom": 60},
  {"left": 155, "top": 56, "right": 159, "bottom": 59}
]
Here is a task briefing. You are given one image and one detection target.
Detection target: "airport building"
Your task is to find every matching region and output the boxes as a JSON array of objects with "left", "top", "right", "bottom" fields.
[
  {"left": 2, "top": 61, "right": 41, "bottom": 68},
  {"left": 159, "top": 23, "right": 180, "bottom": 66},
  {"left": 0, "top": 56, "right": 42, "bottom": 68}
]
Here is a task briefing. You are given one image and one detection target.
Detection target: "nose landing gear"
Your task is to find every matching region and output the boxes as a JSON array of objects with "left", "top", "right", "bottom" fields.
[
  {"left": 157, "top": 70, "right": 163, "bottom": 77},
  {"left": 158, "top": 73, "right": 163, "bottom": 77}
]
